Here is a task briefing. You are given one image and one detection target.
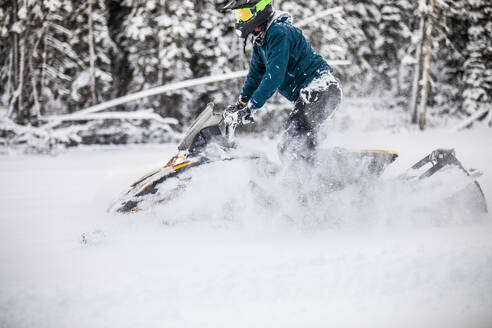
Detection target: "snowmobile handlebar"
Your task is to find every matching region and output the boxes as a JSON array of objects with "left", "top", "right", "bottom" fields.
[
  {"left": 223, "top": 107, "right": 254, "bottom": 127},
  {"left": 222, "top": 107, "right": 254, "bottom": 144}
]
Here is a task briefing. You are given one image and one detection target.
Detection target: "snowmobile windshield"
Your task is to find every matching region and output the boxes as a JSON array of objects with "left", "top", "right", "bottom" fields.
[{"left": 178, "top": 103, "right": 224, "bottom": 152}]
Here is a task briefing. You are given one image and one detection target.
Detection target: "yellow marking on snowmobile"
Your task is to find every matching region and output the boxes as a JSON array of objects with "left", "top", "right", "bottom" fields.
[
  {"left": 135, "top": 182, "right": 151, "bottom": 194},
  {"left": 173, "top": 162, "right": 192, "bottom": 171},
  {"left": 173, "top": 157, "right": 202, "bottom": 171},
  {"left": 134, "top": 168, "right": 173, "bottom": 195},
  {"left": 360, "top": 149, "right": 399, "bottom": 155},
  {"left": 165, "top": 154, "right": 189, "bottom": 167}
]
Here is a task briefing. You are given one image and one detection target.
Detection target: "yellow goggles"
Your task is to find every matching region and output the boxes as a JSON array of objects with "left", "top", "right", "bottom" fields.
[
  {"left": 236, "top": 8, "right": 254, "bottom": 22},
  {"left": 235, "top": 0, "right": 272, "bottom": 22}
]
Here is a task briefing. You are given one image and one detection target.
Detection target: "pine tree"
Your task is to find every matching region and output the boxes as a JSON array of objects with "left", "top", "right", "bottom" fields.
[
  {"left": 409, "top": 0, "right": 427, "bottom": 123},
  {"left": 378, "top": 0, "right": 414, "bottom": 96},
  {"left": 188, "top": 0, "right": 242, "bottom": 119},
  {"left": 407, "top": 0, "right": 464, "bottom": 127},
  {"left": 30, "top": 0, "right": 77, "bottom": 117},
  {"left": 5, "top": 0, "right": 47, "bottom": 124},
  {"left": 426, "top": 0, "right": 464, "bottom": 114},
  {"left": 69, "top": 0, "right": 114, "bottom": 111},
  {"left": 2, "top": 0, "right": 90, "bottom": 120},
  {"left": 418, "top": 0, "right": 437, "bottom": 130},
  {"left": 462, "top": 0, "right": 491, "bottom": 120},
  {"left": 106, "top": 0, "right": 132, "bottom": 100},
  {"left": 339, "top": 0, "right": 384, "bottom": 94},
  {"left": 120, "top": 0, "right": 196, "bottom": 119},
  {"left": 0, "top": 0, "right": 12, "bottom": 111}
]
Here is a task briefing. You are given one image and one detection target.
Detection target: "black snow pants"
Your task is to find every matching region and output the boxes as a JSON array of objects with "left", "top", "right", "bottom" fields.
[{"left": 278, "top": 73, "right": 342, "bottom": 161}]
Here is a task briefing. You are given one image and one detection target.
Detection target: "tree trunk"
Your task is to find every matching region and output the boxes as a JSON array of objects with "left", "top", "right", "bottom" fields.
[
  {"left": 29, "top": 49, "right": 41, "bottom": 124},
  {"left": 397, "top": 54, "right": 403, "bottom": 97},
  {"left": 409, "top": 5, "right": 426, "bottom": 124},
  {"left": 17, "top": 14, "right": 27, "bottom": 124},
  {"left": 40, "top": 32, "right": 48, "bottom": 116},
  {"left": 6, "top": 38, "right": 15, "bottom": 119},
  {"left": 7, "top": 0, "right": 19, "bottom": 120},
  {"left": 88, "top": 0, "right": 98, "bottom": 105},
  {"left": 158, "top": 0, "right": 166, "bottom": 111},
  {"left": 418, "top": 0, "right": 436, "bottom": 130}
]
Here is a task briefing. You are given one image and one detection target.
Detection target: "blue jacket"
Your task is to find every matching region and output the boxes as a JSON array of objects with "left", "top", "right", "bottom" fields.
[{"left": 240, "top": 13, "right": 333, "bottom": 110}]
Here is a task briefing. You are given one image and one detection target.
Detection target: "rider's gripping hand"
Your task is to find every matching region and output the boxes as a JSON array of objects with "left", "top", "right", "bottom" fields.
[
  {"left": 226, "top": 100, "right": 245, "bottom": 113},
  {"left": 226, "top": 100, "right": 254, "bottom": 125}
]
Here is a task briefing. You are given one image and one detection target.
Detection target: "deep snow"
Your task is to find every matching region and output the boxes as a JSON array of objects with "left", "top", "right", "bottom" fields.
[{"left": 1, "top": 102, "right": 492, "bottom": 328}]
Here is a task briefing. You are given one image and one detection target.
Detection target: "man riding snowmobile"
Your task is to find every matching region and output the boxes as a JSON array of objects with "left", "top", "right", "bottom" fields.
[{"left": 217, "top": 0, "right": 342, "bottom": 160}]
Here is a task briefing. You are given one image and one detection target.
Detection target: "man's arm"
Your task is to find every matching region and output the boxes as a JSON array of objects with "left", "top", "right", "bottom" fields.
[
  {"left": 240, "top": 45, "right": 266, "bottom": 104},
  {"left": 248, "top": 31, "right": 289, "bottom": 110}
]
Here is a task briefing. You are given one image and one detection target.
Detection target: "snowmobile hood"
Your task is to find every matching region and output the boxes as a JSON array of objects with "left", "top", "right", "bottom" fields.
[{"left": 266, "top": 11, "right": 292, "bottom": 31}]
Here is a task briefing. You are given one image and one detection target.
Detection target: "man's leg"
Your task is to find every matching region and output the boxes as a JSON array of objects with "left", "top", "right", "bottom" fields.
[
  {"left": 302, "top": 81, "right": 342, "bottom": 133},
  {"left": 278, "top": 78, "right": 342, "bottom": 160},
  {"left": 278, "top": 99, "right": 314, "bottom": 160}
]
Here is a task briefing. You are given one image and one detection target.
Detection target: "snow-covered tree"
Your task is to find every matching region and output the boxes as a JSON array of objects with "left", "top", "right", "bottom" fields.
[
  {"left": 0, "top": 0, "right": 114, "bottom": 120},
  {"left": 462, "top": 0, "right": 491, "bottom": 121},
  {"left": 338, "top": 0, "right": 384, "bottom": 94},
  {"left": 120, "top": 0, "right": 196, "bottom": 119},
  {"left": 0, "top": 0, "right": 13, "bottom": 112},
  {"left": 407, "top": 0, "right": 470, "bottom": 127},
  {"left": 409, "top": 1, "right": 427, "bottom": 123},
  {"left": 2, "top": 0, "right": 48, "bottom": 124},
  {"left": 68, "top": 0, "right": 114, "bottom": 111},
  {"left": 378, "top": 1, "right": 414, "bottom": 96},
  {"left": 187, "top": 0, "right": 241, "bottom": 119},
  {"left": 28, "top": 0, "right": 76, "bottom": 117}
]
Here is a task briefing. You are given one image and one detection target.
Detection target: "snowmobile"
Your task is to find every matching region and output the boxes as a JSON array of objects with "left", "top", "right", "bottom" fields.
[{"left": 109, "top": 103, "right": 488, "bottom": 214}]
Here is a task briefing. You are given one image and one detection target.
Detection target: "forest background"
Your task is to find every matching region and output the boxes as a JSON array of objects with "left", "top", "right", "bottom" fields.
[{"left": 0, "top": 0, "right": 490, "bottom": 149}]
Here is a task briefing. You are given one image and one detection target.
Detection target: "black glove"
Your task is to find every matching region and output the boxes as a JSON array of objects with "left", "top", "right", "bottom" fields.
[
  {"left": 226, "top": 101, "right": 254, "bottom": 125},
  {"left": 226, "top": 101, "right": 246, "bottom": 114}
]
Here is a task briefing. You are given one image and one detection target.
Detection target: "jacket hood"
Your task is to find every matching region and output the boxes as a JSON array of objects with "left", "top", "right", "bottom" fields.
[{"left": 266, "top": 11, "right": 293, "bottom": 31}]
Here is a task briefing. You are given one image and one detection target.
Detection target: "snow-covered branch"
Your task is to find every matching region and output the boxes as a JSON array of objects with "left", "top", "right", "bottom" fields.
[
  {"left": 50, "top": 59, "right": 351, "bottom": 119},
  {"left": 452, "top": 108, "right": 489, "bottom": 131},
  {"left": 296, "top": 7, "right": 344, "bottom": 28},
  {"left": 51, "top": 70, "right": 249, "bottom": 118},
  {"left": 47, "top": 110, "right": 178, "bottom": 125},
  {"left": 0, "top": 111, "right": 181, "bottom": 153}
]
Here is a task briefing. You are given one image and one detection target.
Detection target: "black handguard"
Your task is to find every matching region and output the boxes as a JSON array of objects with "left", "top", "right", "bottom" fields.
[
  {"left": 237, "top": 107, "right": 254, "bottom": 125},
  {"left": 225, "top": 101, "right": 245, "bottom": 114},
  {"left": 226, "top": 102, "right": 254, "bottom": 125}
]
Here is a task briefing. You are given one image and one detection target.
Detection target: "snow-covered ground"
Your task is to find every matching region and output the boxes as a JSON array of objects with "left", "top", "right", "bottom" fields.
[{"left": 1, "top": 101, "right": 492, "bottom": 328}]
